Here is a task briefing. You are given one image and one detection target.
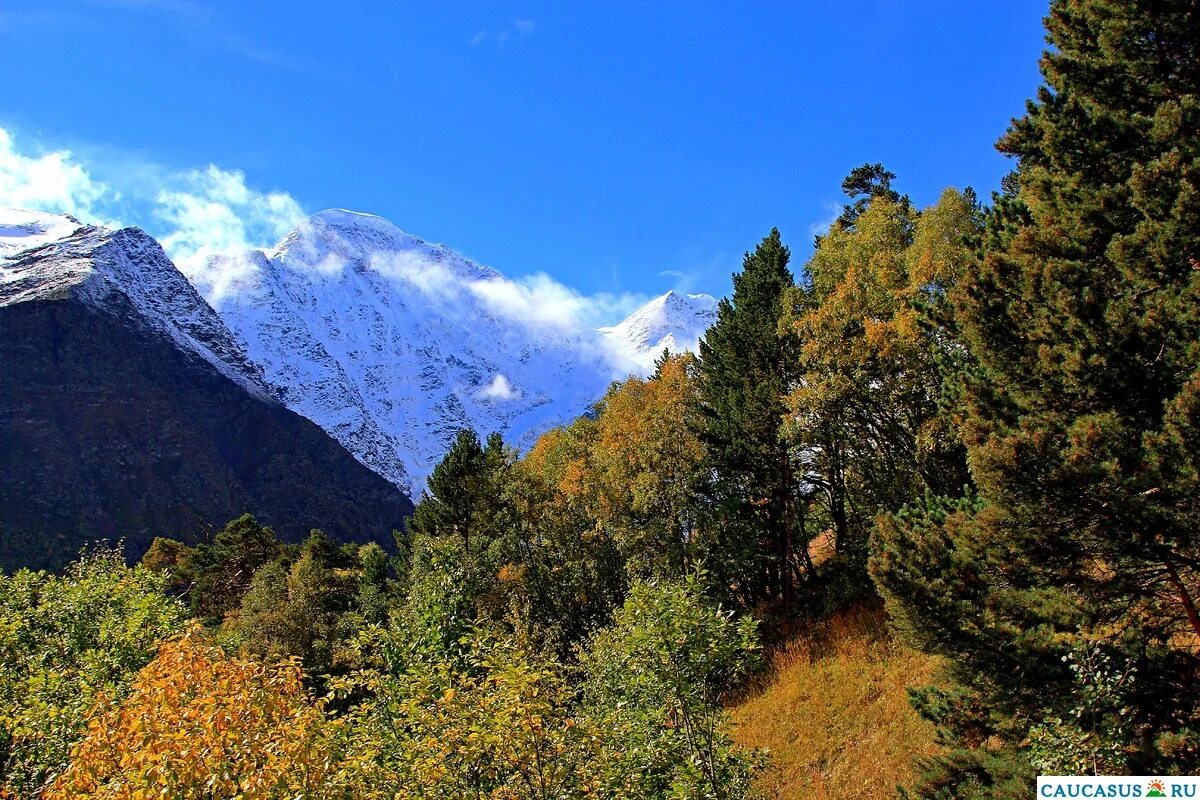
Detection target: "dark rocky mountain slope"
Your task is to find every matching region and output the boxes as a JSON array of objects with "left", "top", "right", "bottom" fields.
[{"left": 0, "top": 213, "right": 413, "bottom": 571}]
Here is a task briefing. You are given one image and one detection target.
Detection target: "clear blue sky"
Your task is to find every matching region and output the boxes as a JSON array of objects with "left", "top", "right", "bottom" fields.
[{"left": 0, "top": 1, "right": 1047, "bottom": 301}]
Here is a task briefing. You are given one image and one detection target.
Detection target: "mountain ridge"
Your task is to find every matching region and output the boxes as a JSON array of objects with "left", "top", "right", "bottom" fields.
[
  {"left": 3, "top": 207, "right": 717, "bottom": 496},
  {"left": 194, "top": 209, "right": 717, "bottom": 492},
  {"left": 0, "top": 209, "right": 414, "bottom": 570}
]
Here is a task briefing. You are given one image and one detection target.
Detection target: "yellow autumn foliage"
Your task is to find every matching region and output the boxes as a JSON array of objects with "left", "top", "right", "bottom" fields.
[{"left": 47, "top": 626, "right": 339, "bottom": 800}]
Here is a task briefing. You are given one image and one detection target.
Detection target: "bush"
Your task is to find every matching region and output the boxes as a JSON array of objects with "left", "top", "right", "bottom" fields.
[
  {"left": 0, "top": 548, "right": 183, "bottom": 796},
  {"left": 578, "top": 575, "right": 764, "bottom": 799}
]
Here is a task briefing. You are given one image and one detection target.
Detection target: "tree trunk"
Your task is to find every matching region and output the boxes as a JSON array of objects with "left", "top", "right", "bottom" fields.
[{"left": 1164, "top": 557, "right": 1200, "bottom": 640}]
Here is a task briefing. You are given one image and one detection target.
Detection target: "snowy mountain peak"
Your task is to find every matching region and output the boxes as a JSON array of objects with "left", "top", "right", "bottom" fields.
[
  {"left": 0, "top": 213, "right": 270, "bottom": 400},
  {"left": 277, "top": 209, "right": 407, "bottom": 259},
  {"left": 274, "top": 209, "right": 500, "bottom": 284},
  {"left": 599, "top": 290, "right": 717, "bottom": 371},
  {"left": 200, "top": 208, "right": 628, "bottom": 493},
  {"left": 0, "top": 208, "right": 86, "bottom": 259}
]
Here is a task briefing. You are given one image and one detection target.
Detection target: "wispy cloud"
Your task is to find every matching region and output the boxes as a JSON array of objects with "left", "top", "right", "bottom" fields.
[
  {"left": 469, "top": 272, "right": 641, "bottom": 330},
  {"left": 655, "top": 250, "right": 731, "bottom": 295},
  {"left": 364, "top": 247, "right": 643, "bottom": 334},
  {"left": 470, "top": 18, "right": 536, "bottom": 47},
  {"left": 56, "top": 0, "right": 317, "bottom": 71},
  {"left": 156, "top": 165, "right": 305, "bottom": 297},
  {"left": 0, "top": 126, "right": 304, "bottom": 298},
  {"left": 808, "top": 200, "right": 842, "bottom": 240},
  {"left": 0, "top": 128, "right": 118, "bottom": 226},
  {"left": 0, "top": 124, "right": 645, "bottom": 340}
]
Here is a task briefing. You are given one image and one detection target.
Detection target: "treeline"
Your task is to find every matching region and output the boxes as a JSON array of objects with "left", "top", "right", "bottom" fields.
[
  {"left": 1, "top": 0, "right": 1198, "bottom": 796},
  {"left": 1, "top": 532, "right": 761, "bottom": 799}
]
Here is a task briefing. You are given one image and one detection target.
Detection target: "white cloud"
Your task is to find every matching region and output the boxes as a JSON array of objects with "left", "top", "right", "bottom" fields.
[
  {"left": 0, "top": 124, "right": 642, "bottom": 340},
  {"left": 156, "top": 165, "right": 303, "bottom": 264},
  {"left": 469, "top": 273, "right": 642, "bottom": 331},
  {"left": 478, "top": 373, "right": 520, "bottom": 401},
  {"left": 369, "top": 250, "right": 459, "bottom": 297},
  {"left": 154, "top": 165, "right": 305, "bottom": 299},
  {"left": 470, "top": 18, "right": 536, "bottom": 46},
  {"left": 808, "top": 200, "right": 843, "bottom": 240},
  {"left": 370, "top": 247, "right": 644, "bottom": 333},
  {"left": 0, "top": 128, "right": 117, "bottom": 225},
  {"left": 0, "top": 126, "right": 304, "bottom": 301}
]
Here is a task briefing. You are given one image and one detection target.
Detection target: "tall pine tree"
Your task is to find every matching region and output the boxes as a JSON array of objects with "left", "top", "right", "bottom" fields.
[
  {"left": 408, "top": 430, "right": 512, "bottom": 557},
  {"left": 695, "top": 229, "right": 802, "bottom": 605},
  {"left": 872, "top": 0, "right": 1200, "bottom": 790}
]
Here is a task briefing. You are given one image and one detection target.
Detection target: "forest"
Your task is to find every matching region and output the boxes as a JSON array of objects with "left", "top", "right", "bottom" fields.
[{"left": 2, "top": 1, "right": 1198, "bottom": 797}]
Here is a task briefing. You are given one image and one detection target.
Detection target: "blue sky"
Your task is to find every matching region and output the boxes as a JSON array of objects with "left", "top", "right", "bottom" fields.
[{"left": 0, "top": 1, "right": 1047, "bottom": 313}]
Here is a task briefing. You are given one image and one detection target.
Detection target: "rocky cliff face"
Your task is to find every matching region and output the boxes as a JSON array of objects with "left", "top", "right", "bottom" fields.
[{"left": 0, "top": 213, "right": 413, "bottom": 571}]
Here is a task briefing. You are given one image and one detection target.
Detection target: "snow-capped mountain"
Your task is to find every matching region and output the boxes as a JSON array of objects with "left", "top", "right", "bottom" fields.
[
  {"left": 0, "top": 208, "right": 414, "bottom": 569},
  {"left": 3, "top": 207, "right": 717, "bottom": 498},
  {"left": 0, "top": 206, "right": 717, "bottom": 562},
  {"left": 0, "top": 208, "right": 85, "bottom": 258},
  {"left": 188, "top": 210, "right": 717, "bottom": 493},
  {"left": 599, "top": 290, "right": 718, "bottom": 372},
  {"left": 194, "top": 211, "right": 607, "bottom": 492},
  {"left": 0, "top": 209, "right": 268, "bottom": 397}
]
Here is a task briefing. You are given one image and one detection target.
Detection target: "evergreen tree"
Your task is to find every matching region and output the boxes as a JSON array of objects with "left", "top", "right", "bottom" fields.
[
  {"left": 405, "top": 429, "right": 523, "bottom": 637},
  {"left": 695, "top": 229, "right": 802, "bottom": 605},
  {"left": 833, "top": 162, "right": 909, "bottom": 233},
  {"left": 872, "top": 0, "right": 1200, "bottom": 789},
  {"left": 410, "top": 429, "right": 488, "bottom": 554},
  {"left": 188, "top": 514, "right": 284, "bottom": 624}
]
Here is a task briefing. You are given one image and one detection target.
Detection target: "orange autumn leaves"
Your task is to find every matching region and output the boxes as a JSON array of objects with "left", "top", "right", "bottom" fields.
[
  {"left": 43, "top": 628, "right": 590, "bottom": 800},
  {"left": 48, "top": 627, "right": 337, "bottom": 800},
  {"left": 523, "top": 354, "right": 704, "bottom": 577}
]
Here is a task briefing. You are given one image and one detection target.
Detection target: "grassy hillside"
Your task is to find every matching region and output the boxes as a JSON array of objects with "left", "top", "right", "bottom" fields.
[{"left": 730, "top": 605, "right": 941, "bottom": 800}]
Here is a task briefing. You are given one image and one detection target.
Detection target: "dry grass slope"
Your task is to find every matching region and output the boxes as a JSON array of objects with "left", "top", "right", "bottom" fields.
[{"left": 730, "top": 605, "right": 941, "bottom": 800}]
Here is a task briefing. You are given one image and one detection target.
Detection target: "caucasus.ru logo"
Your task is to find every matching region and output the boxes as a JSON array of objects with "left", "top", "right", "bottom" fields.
[{"left": 1038, "top": 777, "right": 1199, "bottom": 798}]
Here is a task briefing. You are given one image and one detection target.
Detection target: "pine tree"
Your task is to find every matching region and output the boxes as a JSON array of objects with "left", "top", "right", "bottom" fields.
[
  {"left": 695, "top": 229, "right": 801, "bottom": 605},
  {"left": 831, "top": 162, "right": 911, "bottom": 235},
  {"left": 409, "top": 429, "right": 489, "bottom": 554},
  {"left": 872, "top": 0, "right": 1200, "bottom": 789},
  {"left": 188, "top": 514, "right": 283, "bottom": 624},
  {"left": 405, "top": 428, "right": 522, "bottom": 636}
]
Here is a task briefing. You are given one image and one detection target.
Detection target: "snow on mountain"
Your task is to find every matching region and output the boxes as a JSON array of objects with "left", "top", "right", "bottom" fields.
[
  {"left": 0, "top": 208, "right": 415, "bottom": 565},
  {"left": 599, "top": 290, "right": 718, "bottom": 372},
  {"left": 0, "top": 208, "right": 86, "bottom": 258},
  {"left": 195, "top": 209, "right": 644, "bottom": 493},
  {"left": 3, "top": 207, "right": 718, "bottom": 497},
  {"left": 0, "top": 208, "right": 270, "bottom": 399}
]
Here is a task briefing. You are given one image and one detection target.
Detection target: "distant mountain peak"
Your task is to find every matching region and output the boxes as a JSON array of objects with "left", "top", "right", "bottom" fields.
[{"left": 599, "top": 290, "right": 717, "bottom": 371}]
